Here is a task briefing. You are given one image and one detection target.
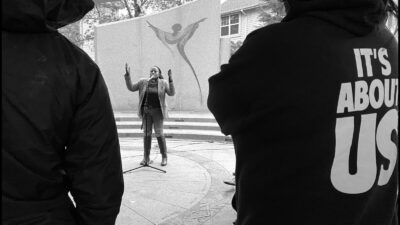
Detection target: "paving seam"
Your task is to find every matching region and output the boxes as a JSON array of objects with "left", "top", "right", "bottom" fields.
[
  {"left": 121, "top": 202, "right": 156, "bottom": 225},
  {"left": 119, "top": 139, "right": 235, "bottom": 225},
  {"left": 158, "top": 152, "right": 233, "bottom": 225}
]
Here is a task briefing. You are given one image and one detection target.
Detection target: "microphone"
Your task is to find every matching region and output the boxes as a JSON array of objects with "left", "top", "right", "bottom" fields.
[{"left": 149, "top": 74, "right": 158, "bottom": 81}]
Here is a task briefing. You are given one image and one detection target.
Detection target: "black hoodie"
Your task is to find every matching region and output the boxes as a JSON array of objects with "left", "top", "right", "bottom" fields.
[
  {"left": 283, "top": 0, "right": 388, "bottom": 36},
  {"left": 2, "top": 0, "right": 124, "bottom": 224},
  {"left": 208, "top": 0, "right": 398, "bottom": 225}
]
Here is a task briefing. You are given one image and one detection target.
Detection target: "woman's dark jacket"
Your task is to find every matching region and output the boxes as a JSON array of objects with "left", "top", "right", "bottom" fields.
[
  {"left": 208, "top": 0, "right": 398, "bottom": 224},
  {"left": 2, "top": 0, "right": 124, "bottom": 224}
]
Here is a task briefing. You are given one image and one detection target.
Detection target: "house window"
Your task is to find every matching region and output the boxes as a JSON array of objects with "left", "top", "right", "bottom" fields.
[{"left": 221, "top": 14, "right": 239, "bottom": 36}]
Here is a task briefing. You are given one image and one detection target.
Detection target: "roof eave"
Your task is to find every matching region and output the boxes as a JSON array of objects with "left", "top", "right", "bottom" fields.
[{"left": 221, "top": 3, "right": 267, "bottom": 15}]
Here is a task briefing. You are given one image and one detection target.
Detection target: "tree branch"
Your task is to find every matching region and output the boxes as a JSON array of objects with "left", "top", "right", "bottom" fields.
[
  {"left": 141, "top": 0, "right": 148, "bottom": 7},
  {"left": 122, "top": 0, "right": 133, "bottom": 18}
]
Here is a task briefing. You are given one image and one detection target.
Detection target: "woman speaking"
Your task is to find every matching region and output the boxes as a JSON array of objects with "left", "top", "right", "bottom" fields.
[{"left": 124, "top": 63, "right": 175, "bottom": 166}]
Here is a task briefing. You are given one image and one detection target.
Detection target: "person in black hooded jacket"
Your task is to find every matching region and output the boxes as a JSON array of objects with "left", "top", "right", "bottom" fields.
[
  {"left": 2, "top": 0, "right": 124, "bottom": 224},
  {"left": 208, "top": 0, "right": 398, "bottom": 225}
]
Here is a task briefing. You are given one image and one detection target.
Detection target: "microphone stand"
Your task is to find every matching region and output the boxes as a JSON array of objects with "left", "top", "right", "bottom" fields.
[{"left": 124, "top": 77, "right": 166, "bottom": 174}]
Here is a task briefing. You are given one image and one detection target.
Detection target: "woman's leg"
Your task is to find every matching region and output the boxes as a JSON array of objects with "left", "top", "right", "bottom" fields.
[
  {"left": 153, "top": 109, "right": 167, "bottom": 166},
  {"left": 141, "top": 112, "right": 153, "bottom": 165}
]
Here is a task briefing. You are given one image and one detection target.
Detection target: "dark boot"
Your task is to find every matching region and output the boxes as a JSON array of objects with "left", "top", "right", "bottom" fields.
[
  {"left": 140, "top": 136, "right": 152, "bottom": 165},
  {"left": 157, "top": 136, "right": 167, "bottom": 166}
]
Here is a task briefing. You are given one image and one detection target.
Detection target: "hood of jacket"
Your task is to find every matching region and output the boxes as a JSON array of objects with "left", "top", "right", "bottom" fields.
[
  {"left": 282, "top": 0, "right": 388, "bottom": 36},
  {"left": 2, "top": 0, "right": 94, "bottom": 33}
]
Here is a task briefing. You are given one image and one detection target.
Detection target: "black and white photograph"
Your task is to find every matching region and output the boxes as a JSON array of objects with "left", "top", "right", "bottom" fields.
[{"left": 2, "top": 0, "right": 398, "bottom": 224}]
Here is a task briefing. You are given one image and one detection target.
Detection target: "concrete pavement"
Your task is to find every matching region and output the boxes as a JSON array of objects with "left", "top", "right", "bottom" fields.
[{"left": 117, "top": 138, "right": 237, "bottom": 225}]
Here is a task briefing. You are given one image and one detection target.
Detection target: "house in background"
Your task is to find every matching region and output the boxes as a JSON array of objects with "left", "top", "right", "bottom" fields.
[
  {"left": 76, "top": 0, "right": 268, "bottom": 59},
  {"left": 220, "top": 0, "right": 266, "bottom": 44}
]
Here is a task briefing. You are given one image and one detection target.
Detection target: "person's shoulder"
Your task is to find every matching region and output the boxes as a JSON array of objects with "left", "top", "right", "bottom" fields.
[
  {"left": 250, "top": 22, "right": 285, "bottom": 36},
  {"left": 52, "top": 33, "right": 102, "bottom": 90},
  {"left": 376, "top": 26, "right": 398, "bottom": 49},
  {"left": 236, "top": 19, "right": 314, "bottom": 60},
  {"left": 230, "top": 22, "right": 290, "bottom": 61},
  {"left": 243, "top": 21, "right": 298, "bottom": 46},
  {"left": 55, "top": 33, "right": 98, "bottom": 70},
  {"left": 247, "top": 22, "right": 283, "bottom": 37}
]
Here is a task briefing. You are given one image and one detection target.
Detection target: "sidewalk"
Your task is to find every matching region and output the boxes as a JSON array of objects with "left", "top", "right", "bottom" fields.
[{"left": 117, "top": 138, "right": 236, "bottom": 225}]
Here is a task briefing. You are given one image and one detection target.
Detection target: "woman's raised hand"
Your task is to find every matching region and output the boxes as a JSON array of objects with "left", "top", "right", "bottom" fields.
[
  {"left": 125, "top": 63, "right": 131, "bottom": 77},
  {"left": 168, "top": 69, "right": 173, "bottom": 82}
]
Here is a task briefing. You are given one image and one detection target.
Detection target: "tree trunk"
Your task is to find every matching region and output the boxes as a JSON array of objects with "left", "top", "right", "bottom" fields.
[
  {"left": 123, "top": 0, "right": 133, "bottom": 18},
  {"left": 133, "top": 0, "right": 141, "bottom": 17}
]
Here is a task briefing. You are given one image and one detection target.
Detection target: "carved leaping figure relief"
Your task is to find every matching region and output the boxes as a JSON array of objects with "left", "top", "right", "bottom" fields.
[{"left": 147, "top": 18, "right": 207, "bottom": 104}]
